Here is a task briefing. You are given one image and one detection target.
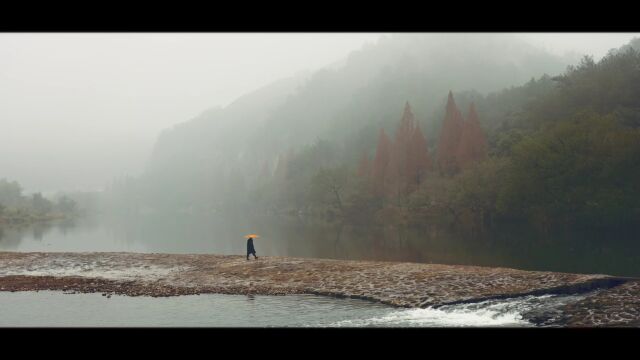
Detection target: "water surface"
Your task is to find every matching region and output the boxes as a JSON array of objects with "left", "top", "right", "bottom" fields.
[
  {"left": 1, "top": 291, "right": 584, "bottom": 327},
  {"left": 1, "top": 212, "right": 638, "bottom": 277}
]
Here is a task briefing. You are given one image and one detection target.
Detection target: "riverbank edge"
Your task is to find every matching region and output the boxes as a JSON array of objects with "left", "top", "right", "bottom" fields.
[{"left": 1, "top": 252, "right": 639, "bottom": 327}]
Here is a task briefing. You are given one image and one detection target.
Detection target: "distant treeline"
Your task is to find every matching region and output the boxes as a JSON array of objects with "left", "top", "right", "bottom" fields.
[
  {"left": 251, "top": 46, "right": 640, "bottom": 230},
  {"left": 0, "top": 179, "right": 78, "bottom": 226}
]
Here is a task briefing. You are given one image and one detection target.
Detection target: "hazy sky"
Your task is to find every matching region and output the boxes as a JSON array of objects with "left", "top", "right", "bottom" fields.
[{"left": 1, "top": 33, "right": 638, "bottom": 193}]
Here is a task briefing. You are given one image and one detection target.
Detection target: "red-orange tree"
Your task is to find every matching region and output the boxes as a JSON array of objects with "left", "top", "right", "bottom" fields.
[
  {"left": 457, "top": 102, "right": 488, "bottom": 168},
  {"left": 408, "top": 123, "right": 432, "bottom": 188},
  {"left": 372, "top": 128, "right": 392, "bottom": 197},
  {"left": 388, "top": 102, "right": 417, "bottom": 198}
]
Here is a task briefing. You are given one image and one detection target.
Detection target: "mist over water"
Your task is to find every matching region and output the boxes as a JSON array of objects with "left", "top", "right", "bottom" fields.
[{"left": 2, "top": 213, "right": 639, "bottom": 277}]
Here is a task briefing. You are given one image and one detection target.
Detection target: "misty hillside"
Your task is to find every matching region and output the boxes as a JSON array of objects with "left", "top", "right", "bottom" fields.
[
  {"left": 134, "top": 73, "right": 309, "bottom": 209},
  {"left": 133, "top": 34, "right": 573, "bottom": 211},
  {"left": 247, "top": 34, "right": 572, "bottom": 163}
]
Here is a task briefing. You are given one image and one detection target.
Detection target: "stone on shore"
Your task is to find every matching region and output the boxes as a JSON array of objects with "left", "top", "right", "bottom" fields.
[{"left": 0, "top": 251, "right": 638, "bottom": 326}]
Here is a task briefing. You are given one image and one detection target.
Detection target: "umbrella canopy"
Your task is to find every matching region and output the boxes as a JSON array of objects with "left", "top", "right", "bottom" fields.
[{"left": 244, "top": 234, "right": 260, "bottom": 239}]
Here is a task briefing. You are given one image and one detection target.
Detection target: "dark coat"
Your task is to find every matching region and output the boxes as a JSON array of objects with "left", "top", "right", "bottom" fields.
[{"left": 247, "top": 238, "right": 256, "bottom": 254}]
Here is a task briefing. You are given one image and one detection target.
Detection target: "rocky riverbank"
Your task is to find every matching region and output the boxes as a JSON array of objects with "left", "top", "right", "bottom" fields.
[{"left": 0, "top": 251, "right": 638, "bottom": 327}]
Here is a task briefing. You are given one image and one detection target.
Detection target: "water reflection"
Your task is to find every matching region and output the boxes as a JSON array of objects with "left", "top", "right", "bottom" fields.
[{"left": 1, "top": 212, "right": 639, "bottom": 277}]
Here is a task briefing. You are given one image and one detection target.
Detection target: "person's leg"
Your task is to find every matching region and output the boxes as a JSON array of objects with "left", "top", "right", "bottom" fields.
[
  {"left": 253, "top": 252, "right": 258, "bottom": 259},
  {"left": 246, "top": 252, "right": 250, "bottom": 260}
]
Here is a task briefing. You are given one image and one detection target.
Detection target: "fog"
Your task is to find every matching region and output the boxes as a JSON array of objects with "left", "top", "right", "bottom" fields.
[
  {"left": 0, "top": 33, "right": 638, "bottom": 194},
  {"left": 0, "top": 33, "right": 382, "bottom": 192}
]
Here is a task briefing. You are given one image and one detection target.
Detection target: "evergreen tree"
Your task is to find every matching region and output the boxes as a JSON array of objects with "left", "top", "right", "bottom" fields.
[
  {"left": 409, "top": 123, "right": 432, "bottom": 188},
  {"left": 437, "top": 91, "right": 464, "bottom": 175},
  {"left": 388, "top": 102, "right": 418, "bottom": 198}
]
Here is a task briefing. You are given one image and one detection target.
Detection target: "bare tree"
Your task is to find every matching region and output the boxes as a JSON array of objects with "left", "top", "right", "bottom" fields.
[{"left": 311, "top": 167, "right": 349, "bottom": 213}]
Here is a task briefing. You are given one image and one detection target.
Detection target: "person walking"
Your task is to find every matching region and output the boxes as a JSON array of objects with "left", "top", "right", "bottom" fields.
[{"left": 246, "top": 235, "right": 259, "bottom": 260}]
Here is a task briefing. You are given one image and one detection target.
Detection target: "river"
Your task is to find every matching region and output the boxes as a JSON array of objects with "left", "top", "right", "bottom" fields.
[
  {"left": 0, "top": 290, "right": 591, "bottom": 327},
  {"left": 0, "top": 212, "right": 637, "bottom": 327},
  {"left": 1, "top": 212, "right": 638, "bottom": 277}
]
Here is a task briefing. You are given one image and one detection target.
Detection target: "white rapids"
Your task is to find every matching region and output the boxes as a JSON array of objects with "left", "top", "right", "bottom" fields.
[{"left": 323, "top": 294, "right": 588, "bottom": 327}]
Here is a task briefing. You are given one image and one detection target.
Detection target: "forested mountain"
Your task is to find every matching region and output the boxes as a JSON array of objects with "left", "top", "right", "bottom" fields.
[
  {"left": 108, "top": 34, "right": 640, "bottom": 230},
  {"left": 123, "top": 73, "right": 310, "bottom": 210},
  {"left": 250, "top": 37, "right": 640, "bottom": 230},
  {"left": 124, "top": 34, "right": 571, "bottom": 213}
]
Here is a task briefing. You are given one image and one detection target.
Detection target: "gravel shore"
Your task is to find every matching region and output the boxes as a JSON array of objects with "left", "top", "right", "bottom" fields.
[{"left": 0, "top": 251, "right": 637, "bottom": 326}]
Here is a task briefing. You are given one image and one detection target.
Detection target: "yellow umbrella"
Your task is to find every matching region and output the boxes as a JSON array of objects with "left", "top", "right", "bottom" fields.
[{"left": 244, "top": 234, "right": 260, "bottom": 239}]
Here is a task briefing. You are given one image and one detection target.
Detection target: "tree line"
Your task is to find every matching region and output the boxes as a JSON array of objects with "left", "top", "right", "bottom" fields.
[
  {"left": 252, "top": 46, "right": 640, "bottom": 231},
  {"left": 0, "top": 179, "right": 77, "bottom": 226}
]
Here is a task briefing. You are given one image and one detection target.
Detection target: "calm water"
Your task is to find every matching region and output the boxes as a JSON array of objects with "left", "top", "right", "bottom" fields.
[
  {"left": 1, "top": 212, "right": 639, "bottom": 277},
  {"left": 0, "top": 291, "right": 587, "bottom": 327},
  {"left": 1, "top": 213, "right": 631, "bottom": 327}
]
